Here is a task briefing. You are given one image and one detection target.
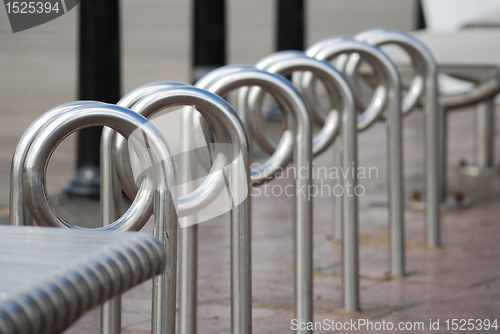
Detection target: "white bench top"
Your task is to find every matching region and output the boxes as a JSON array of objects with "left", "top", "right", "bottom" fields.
[
  {"left": 461, "top": 8, "right": 500, "bottom": 28},
  {"left": 382, "top": 29, "right": 500, "bottom": 81}
]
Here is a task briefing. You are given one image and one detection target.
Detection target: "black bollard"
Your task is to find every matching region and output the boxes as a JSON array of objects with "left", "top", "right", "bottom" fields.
[
  {"left": 64, "top": 0, "right": 121, "bottom": 197},
  {"left": 276, "top": 0, "right": 305, "bottom": 52},
  {"left": 415, "top": 0, "right": 426, "bottom": 30},
  {"left": 267, "top": 0, "right": 305, "bottom": 121},
  {"left": 191, "top": 0, "right": 226, "bottom": 84}
]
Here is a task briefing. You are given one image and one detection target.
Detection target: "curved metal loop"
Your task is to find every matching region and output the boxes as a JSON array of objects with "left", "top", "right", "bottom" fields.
[
  {"left": 192, "top": 65, "right": 293, "bottom": 185},
  {"left": 440, "top": 67, "right": 500, "bottom": 109},
  {"left": 348, "top": 28, "right": 430, "bottom": 116},
  {"left": 22, "top": 103, "right": 179, "bottom": 334},
  {"left": 99, "top": 81, "right": 189, "bottom": 233},
  {"left": 9, "top": 101, "right": 104, "bottom": 227},
  {"left": 114, "top": 81, "right": 189, "bottom": 197},
  {"left": 23, "top": 103, "right": 177, "bottom": 232},
  {"left": 195, "top": 65, "right": 313, "bottom": 326},
  {"left": 307, "top": 37, "right": 404, "bottom": 309},
  {"left": 352, "top": 29, "right": 442, "bottom": 248},
  {"left": 112, "top": 85, "right": 249, "bottom": 217},
  {"left": 241, "top": 50, "right": 357, "bottom": 157},
  {"left": 195, "top": 65, "right": 313, "bottom": 186},
  {"left": 303, "top": 37, "right": 390, "bottom": 131}
]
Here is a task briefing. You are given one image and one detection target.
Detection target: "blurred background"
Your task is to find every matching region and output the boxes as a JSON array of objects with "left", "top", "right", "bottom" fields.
[{"left": 0, "top": 0, "right": 417, "bottom": 208}]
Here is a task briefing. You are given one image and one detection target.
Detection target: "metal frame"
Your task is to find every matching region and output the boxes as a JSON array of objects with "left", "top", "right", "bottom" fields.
[
  {"left": 100, "top": 81, "right": 188, "bottom": 334},
  {"left": 10, "top": 101, "right": 101, "bottom": 227},
  {"left": 17, "top": 104, "right": 178, "bottom": 334},
  {"left": 171, "top": 65, "right": 313, "bottom": 334},
  {"left": 350, "top": 29, "right": 442, "bottom": 247},
  {"left": 303, "top": 38, "right": 404, "bottom": 300},
  {"left": 102, "top": 83, "right": 252, "bottom": 334},
  {"left": 440, "top": 69, "right": 500, "bottom": 179},
  {"left": 0, "top": 226, "right": 167, "bottom": 334},
  {"left": 241, "top": 51, "right": 359, "bottom": 315}
]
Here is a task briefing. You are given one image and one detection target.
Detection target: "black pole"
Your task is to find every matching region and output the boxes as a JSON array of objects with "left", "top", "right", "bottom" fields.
[
  {"left": 64, "top": 0, "right": 121, "bottom": 197},
  {"left": 191, "top": 0, "right": 226, "bottom": 84},
  {"left": 268, "top": 0, "right": 304, "bottom": 122},
  {"left": 415, "top": 0, "right": 426, "bottom": 30},
  {"left": 276, "top": 0, "right": 305, "bottom": 52}
]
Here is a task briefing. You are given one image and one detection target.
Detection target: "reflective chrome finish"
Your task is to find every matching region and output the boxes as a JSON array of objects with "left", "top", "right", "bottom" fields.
[
  {"left": 9, "top": 101, "right": 101, "bottom": 227},
  {"left": 21, "top": 104, "right": 178, "bottom": 334},
  {"left": 0, "top": 225, "right": 166, "bottom": 334},
  {"left": 352, "top": 29, "right": 442, "bottom": 248},
  {"left": 302, "top": 37, "right": 387, "bottom": 132},
  {"left": 104, "top": 84, "right": 251, "bottom": 334},
  {"left": 305, "top": 38, "right": 403, "bottom": 310},
  {"left": 241, "top": 51, "right": 359, "bottom": 318},
  {"left": 187, "top": 65, "right": 313, "bottom": 333}
]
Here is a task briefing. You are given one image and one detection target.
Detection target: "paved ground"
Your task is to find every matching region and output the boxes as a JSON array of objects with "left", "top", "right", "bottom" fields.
[{"left": 1, "top": 1, "right": 500, "bottom": 333}]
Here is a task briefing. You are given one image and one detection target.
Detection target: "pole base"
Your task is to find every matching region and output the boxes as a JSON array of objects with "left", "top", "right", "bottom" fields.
[
  {"left": 459, "top": 165, "right": 499, "bottom": 177},
  {"left": 406, "top": 194, "right": 471, "bottom": 211},
  {"left": 64, "top": 165, "right": 100, "bottom": 197}
]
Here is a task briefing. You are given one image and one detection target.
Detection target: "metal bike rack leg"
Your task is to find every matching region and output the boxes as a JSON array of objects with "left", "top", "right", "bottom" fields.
[
  {"left": 440, "top": 70, "right": 500, "bottom": 195},
  {"left": 105, "top": 85, "right": 251, "bottom": 334},
  {"left": 99, "top": 82, "right": 189, "bottom": 334},
  {"left": 100, "top": 129, "right": 123, "bottom": 334},
  {"left": 306, "top": 38, "right": 403, "bottom": 303},
  {"left": 461, "top": 98, "right": 497, "bottom": 175},
  {"left": 194, "top": 65, "right": 313, "bottom": 332},
  {"left": 12, "top": 101, "right": 124, "bottom": 333},
  {"left": 244, "top": 51, "right": 360, "bottom": 319},
  {"left": 351, "top": 29, "right": 442, "bottom": 248},
  {"left": 178, "top": 108, "right": 198, "bottom": 334},
  {"left": 21, "top": 104, "right": 179, "bottom": 334},
  {"left": 333, "top": 138, "right": 343, "bottom": 240},
  {"left": 237, "top": 50, "right": 358, "bottom": 329}
]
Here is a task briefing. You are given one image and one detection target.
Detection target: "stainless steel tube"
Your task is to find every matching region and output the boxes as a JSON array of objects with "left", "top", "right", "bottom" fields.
[
  {"left": 100, "top": 81, "right": 189, "bottom": 334},
  {"left": 9, "top": 101, "right": 102, "bottom": 227},
  {"left": 242, "top": 51, "right": 358, "bottom": 316},
  {"left": 351, "top": 29, "right": 442, "bottom": 248},
  {"left": 178, "top": 108, "right": 199, "bottom": 334},
  {"left": 21, "top": 104, "right": 178, "bottom": 334},
  {"left": 100, "top": 81, "right": 202, "bottom": 334},
  {"left": 258, "top": 54, "right": 358, "bottom": 314},
  {"left": 106, "top": 86, "right": 251, "bottom": 334},
  {"left": 460, "top": 98, "right": 497, "bottom": 176},
  {"left": 476, "top": 99, "right": 496, "bottom": 170},
  {"left": 440, "top": 69, "right": 500, "bottom": 109},
  {"left": 305, "top": 38, "right": 403, "bottom": 308},
  {"left": 194, "top": 65, "right": 313, "bottom": 333}
]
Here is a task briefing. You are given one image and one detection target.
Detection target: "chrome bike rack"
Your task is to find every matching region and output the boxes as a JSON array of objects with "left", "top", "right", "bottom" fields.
[
  {"left": 16, "top": 103, "right": 178, "bottom": 334},
  {"left": 240, "top": 51, "right": 359, "bottom": 314},
  {"left": 102, "top": 83, "right": 251, "bottom": 334},
  {"left": 440, "top": 68, "right": 500, "bottom": 177},
  {"left": 100, "top": 81, "right": 188, "bottom": 334},
  {"left": 10, "top": 101, "right": 101, "bottom": 227},
  {"left": 349, "top": 29, "right": 442, "bottom": 247},
  {"left": 303, "top": 38, "right": 404, "bottom": 302},
  {"left": 175, "top": 65, "right": 313, "bottom": 334}
]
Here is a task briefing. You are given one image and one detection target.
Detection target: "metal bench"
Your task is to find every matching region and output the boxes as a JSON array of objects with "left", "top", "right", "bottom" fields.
[{"left": 0, "top": 225, "right": 165, "bottom": 334}]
